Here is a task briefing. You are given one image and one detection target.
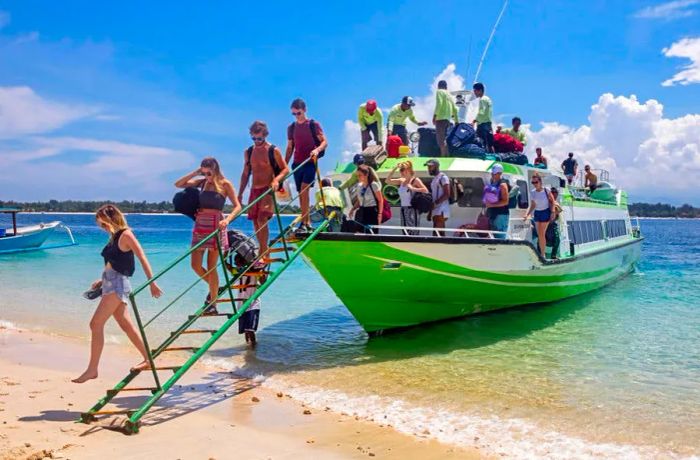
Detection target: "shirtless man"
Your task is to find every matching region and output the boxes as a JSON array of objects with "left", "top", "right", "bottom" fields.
[{"left": 238, "top": 120, "right": 289, "bottom": 258}]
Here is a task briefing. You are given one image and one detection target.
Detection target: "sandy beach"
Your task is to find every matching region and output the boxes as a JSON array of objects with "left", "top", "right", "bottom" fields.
[{"left": 0, "top": 326, "right": 482, "bottom": 460}]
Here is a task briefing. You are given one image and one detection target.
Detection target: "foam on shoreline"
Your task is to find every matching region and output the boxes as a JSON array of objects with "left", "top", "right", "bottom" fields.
[{"left": 199, "top": 357, "right": 681, "bottom": 460}]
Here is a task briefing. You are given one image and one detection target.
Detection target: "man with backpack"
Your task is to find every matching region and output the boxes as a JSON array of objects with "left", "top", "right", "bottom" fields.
[
  {"left": 239, "top": 120, "right": 289, "bottom": 258},
  {"left": 285, "top": 98, "right": 328, "bottom": 233}
]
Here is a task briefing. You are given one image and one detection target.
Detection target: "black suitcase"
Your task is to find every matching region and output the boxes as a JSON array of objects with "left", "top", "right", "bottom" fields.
[{"left": 417, "top": 127, "right": 441, "bottom": 157}]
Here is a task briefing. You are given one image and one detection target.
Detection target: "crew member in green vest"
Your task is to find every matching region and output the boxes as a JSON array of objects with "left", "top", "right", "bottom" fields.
[
  {"left": 500, "top": 116, "right": 527, "bottom": 146},
  {"left": 433, "top": 80, "right": 458, "bottom": 157},
  {"left": 358, "top": 99, "right": 383, "bottom": 150},
  {"left": 472, "top": 82, "right": 494, "bottom": 153},
  {"left": 387, "top": 96, "right": 427, "bottom": 145}
]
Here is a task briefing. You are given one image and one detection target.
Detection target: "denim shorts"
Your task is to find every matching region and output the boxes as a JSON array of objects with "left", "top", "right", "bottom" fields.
[
  {"left": 102, "top": 267, "right": 132, "bottom": 303},
  {"left": 534, "top": 208, "right": 552, "bottom": 223},
  {"left": 292, "top": 161, "right": 316, "bottom": 192}
]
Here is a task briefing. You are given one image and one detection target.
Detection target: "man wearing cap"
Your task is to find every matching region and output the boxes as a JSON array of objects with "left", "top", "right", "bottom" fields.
[
  {"left": 433, "top": 80, "right": 459, "bottom": 157},
  {"left": 425, "top": 159, "right": 451, "bottom": 235},
  {"left": 338, "top": 154, "right": 365, "bottom": 208},
  {"left": 484, "top": 163, "right": 510, "bottom": 239},
  {"left": 358, "top": 99, "right": 383, "bottom": 150},
  {"left": 387, "top": 96, "right": 427, "bottom": 146}
]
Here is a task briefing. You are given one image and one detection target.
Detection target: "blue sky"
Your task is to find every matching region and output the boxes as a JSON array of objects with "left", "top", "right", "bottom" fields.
[{"left": 0, "top": 0, "right": 699, "bottom": 203}]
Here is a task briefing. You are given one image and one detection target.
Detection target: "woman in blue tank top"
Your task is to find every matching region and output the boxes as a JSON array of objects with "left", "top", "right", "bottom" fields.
[{"left": 73, "top": 204, "right": 163, "bottom": 384}]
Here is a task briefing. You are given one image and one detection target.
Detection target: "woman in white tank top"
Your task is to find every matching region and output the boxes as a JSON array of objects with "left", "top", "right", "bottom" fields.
[
  {"left": 524, "top": 173, "right": 554, "bottom": 258},
  {"left": 386, "top": 161, "right": 429, "bottom": 235}
]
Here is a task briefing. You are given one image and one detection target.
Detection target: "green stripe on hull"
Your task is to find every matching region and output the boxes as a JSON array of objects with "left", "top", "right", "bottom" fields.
[{"left": 302, "top": 239, "right": 641, "bottom": 333}]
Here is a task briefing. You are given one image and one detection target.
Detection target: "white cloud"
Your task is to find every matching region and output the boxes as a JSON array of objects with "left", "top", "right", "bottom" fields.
[
  {"left": 0, "top": 10, "right": 10, "bottom": 29},
  {"left": 634, "top": 0, "right": 699, "bottom": 19},
  {"left": 661, "top": 37, "right": 700, "bottom": 86},
  {"left": 526, "top": 93, "right": 700, "bottom": 197},
  {"left": 0, "top": 136, "right": 195, "bottom": 200},
  {"left": 0, "top": 86, "right": 97, "bottom": 138},
  {"left": 340, "top": 119, "right": 362, "bottom": 163}
]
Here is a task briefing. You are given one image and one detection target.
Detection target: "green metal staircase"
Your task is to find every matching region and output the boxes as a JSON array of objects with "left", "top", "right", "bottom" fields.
[{"left": 79, "top": 159, "right": 333, "bottom": 434}]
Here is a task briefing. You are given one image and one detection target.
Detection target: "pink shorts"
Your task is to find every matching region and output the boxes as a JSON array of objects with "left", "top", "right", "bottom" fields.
[
  {"left": 191, "top": 211, "right": 229, "bottom": 251},
  {"left": 247, "top": 187, "right": 274, "bottom": 222}
]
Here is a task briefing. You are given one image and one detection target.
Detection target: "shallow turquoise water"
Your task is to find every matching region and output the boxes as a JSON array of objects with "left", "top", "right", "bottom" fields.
[{"left": 1, "top": 214, "right": 698, "bottom": 457}]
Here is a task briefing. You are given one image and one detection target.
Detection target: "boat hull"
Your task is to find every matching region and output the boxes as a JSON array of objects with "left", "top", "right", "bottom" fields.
[
  {"left": 302, "top": 234, "right": 642, "bottom": 334},
  {"left": 0, "top": 222, "right": 59, "bottom": 253}
]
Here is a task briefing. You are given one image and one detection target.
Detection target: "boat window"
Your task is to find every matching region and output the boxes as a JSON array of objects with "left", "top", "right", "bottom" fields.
[
  {"left": 567, "top": 220, "right": 607, "bottom": 244},
  {"left": 516, "top": 180, "right": 529, "bottom": 208},
  {"left": 457, "top": 177, "right": 485, "bottom": 207},
  {"left": 605, "top": 219, "right": 628, "bottom": 238}
]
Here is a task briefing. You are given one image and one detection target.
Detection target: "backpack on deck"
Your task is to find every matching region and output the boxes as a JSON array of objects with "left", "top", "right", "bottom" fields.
[
  {"left": 288, "top": 119, "right": 325, "bottom": 158},
  {"left": 246, "top": 144, "right": 283, "bottom": 191},
  {"left": 417, "top": 127, "right": 441, "bottom": 157},
  {"left": 446, "top": 122, "right": 476, "bottom": 151},
  {"left": 493, "top": 132, "right": 524, "bottom": 153},
  {"left": 451, "top": 143, "right": 486, "bottom": 159},
  {"left": 361, "top": 145, "right": 388, "bottom": 169},
  {"left": 386, "top": 135, "right": 403, "bottom": 158}
]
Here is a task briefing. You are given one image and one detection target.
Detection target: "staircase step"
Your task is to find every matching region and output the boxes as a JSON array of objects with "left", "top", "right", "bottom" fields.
[
  {"left": 106, "top": 387, "right": 158, "bottom": 397},
  {"left": 138, "top": 365, "right": 182, "bottom": 372},
  {"left": 157, "top": 346, "right": 200, "bottom": 353},
  {"left": 246, "top": 271, "right": 270, "bottom": 277},
  {"left": 268, "top": 247, "right": 294, "bottom": 253},
  {"left": 178, "top": 329, "right": 217, "bottom": 335},
  {"left": 230, "top": 283, "right": 257, "bottom": 289},
  {"left": 200, "top": 312, "right": 234, "bottom": 317},
  {"left": 83, "top": 409, "right": 134, "bottom": 417},
  {"left": 260, "top": 257, "right": 285, "bottom": 264},
  {"left": 214, "top": 298, "right": 245, "bottom": 304}
]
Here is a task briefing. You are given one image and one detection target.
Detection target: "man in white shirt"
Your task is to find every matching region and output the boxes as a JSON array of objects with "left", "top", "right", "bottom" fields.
[{"left": 425, "top": 159, "right": 451, "bottom": 236}]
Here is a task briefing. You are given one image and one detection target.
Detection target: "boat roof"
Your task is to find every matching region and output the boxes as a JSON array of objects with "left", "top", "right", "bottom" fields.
[
  {"left": 0, "top": 207, "right": 21, "bottom": 213},
  {"left": 333, "top": 157, "right": 549, "bottom": 177}
]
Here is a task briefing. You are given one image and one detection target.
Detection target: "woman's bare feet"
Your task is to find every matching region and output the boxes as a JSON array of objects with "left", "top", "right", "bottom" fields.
[
  {"left": 72, "top": 369, "right": 98, "bottom": 383},
  {"left": 130, "top": 360, "right": 151, "bottom": 372}
]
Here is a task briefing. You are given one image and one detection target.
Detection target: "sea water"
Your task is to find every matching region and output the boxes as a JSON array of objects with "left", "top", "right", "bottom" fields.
[{"left": 1, "top": 214, "right": 698, "bottom": 458}]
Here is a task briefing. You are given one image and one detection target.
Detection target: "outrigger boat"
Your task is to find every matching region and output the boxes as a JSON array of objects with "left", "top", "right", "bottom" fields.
[
  {"left": 0, "top": 208, "right": 77, "bottom": 254},
  {"left": 302, "top": 156, "right": 643, "bottom": 335}
]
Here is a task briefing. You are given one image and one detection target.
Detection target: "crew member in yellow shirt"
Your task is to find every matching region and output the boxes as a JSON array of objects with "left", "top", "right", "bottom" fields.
[{"left": 358, "top": 100, "right": 383, "bottom": 150}]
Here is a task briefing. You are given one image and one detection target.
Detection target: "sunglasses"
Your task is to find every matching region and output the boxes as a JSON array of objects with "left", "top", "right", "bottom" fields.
[
  {"left": 531, "top": 180, "right": 540, "bottom": 185},
  {"left": 203, "top": 171, "right": 213, "bottom": 177},
  {"left": 292, "top": 111, "right": 303, "bottom": 116},
  {"left": 251, "top": 136, "right": 265, "bottom": 142}
]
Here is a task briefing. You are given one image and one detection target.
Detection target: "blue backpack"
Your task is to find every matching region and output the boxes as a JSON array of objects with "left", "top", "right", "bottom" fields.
[{"left": 446, "top": 122, "right": 476, "bottom": 151}]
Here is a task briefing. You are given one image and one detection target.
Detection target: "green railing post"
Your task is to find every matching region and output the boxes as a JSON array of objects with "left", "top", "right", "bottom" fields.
[
  {"left": 215, "top": 231, "right": 238, "bottom": 314},
  {"left": 128, "top": 295, "right": 161, "bottom": 389},
  {"left": 271, "top": 192, "right": 290, "bottom": 260}
]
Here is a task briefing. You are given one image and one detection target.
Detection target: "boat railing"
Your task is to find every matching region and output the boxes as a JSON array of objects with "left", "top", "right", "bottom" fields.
[{"left": 371, "top": 224, "right": 516, "bottom": 239}]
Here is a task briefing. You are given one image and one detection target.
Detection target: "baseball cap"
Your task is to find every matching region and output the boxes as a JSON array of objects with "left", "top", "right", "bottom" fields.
[
  {"left": 491, "top": 163, "right": 504, "bottom": 174},
  {"left": 424, "top": 159, "right": 439, "bottom": 167},
  {"left": 401, "top": 96, "right": 415, "bottom": 107},
  {"left": 366, "top": 99, "right": 377, "bottom": 114},
  {"left": 353, "top": 154, "right": 365, "bottom": 165}
]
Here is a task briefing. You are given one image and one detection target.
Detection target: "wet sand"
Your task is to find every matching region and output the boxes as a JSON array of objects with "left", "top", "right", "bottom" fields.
[{"left": 0, "top": 327, "right": 483, "bottom": 459}]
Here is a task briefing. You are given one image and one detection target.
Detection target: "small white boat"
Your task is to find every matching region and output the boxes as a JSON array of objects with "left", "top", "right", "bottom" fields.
[{"left": 0, "top": 208, "right": 77, "bottom": 254}]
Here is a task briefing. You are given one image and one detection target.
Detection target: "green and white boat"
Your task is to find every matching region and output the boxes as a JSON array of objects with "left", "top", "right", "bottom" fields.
[{"left": 302, "top": 157, "right": 643, "bottom": 335}]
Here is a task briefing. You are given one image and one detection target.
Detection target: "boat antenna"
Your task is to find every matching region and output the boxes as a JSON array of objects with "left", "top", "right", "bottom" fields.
[
  {"left": 473, "top": 0, "right": 509, "bottom": 84},
  {"left": 465, "top": 35, "right": 473, "bottom": 84}
]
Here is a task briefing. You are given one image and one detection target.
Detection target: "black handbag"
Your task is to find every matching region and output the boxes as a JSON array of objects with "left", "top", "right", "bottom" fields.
[
  {"left": 411, "top": 192, "right": 433, "bottom": 214},
  {"left": 172, "top": 187, "right": 200, "bottom": 221}
]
